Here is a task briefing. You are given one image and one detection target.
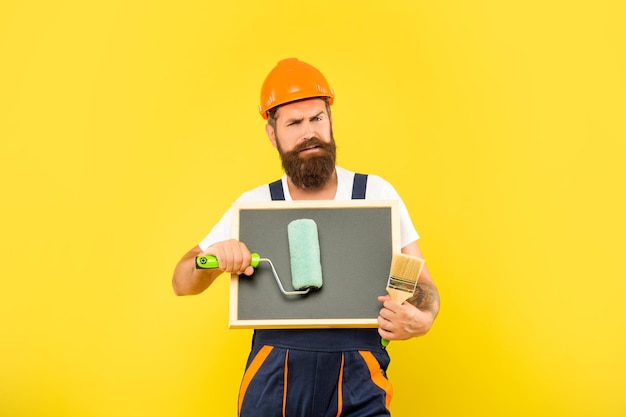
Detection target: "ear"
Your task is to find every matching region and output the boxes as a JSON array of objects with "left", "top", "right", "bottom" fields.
[{"left": 265, "top": 123, "right": 277, "bottom": 148}]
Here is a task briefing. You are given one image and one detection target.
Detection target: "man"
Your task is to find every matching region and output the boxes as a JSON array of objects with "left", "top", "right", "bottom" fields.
[{"left": 173, "top": 58, "right": 439, "bottom": 417}]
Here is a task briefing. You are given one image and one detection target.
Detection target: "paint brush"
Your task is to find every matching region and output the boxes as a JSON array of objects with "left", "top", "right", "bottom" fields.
[
  {"left": 386, "top": 253, "right": 425, "bottom": 304},
  {"left": 382, "top": 253, "right": 425, "bottom": 346}
]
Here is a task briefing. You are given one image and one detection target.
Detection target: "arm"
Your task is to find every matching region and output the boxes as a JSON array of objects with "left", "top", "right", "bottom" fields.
[
  {"left": 172, "top": 239, "right": 255, "bottom": 296},
  {"left": 377, "top": 241, "right": 440, "bottom": 340}
]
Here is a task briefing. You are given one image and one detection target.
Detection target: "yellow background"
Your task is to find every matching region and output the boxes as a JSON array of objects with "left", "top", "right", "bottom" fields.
[{"left": 1, "top": 1, "right": 625, "bottom": 416}]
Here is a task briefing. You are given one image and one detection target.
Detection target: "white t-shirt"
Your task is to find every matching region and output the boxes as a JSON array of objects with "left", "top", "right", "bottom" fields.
[{"left": 199, "top": 166, "right": 419, "bottom": 250}]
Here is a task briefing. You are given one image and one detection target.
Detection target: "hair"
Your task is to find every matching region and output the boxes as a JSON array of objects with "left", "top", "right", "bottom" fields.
[{"left": 267, "top": 97, "right": 332, "bottom": 130}]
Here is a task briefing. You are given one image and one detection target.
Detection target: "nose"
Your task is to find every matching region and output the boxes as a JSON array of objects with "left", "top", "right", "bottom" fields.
[{"left": 301, "top": 120, "right": 315, "bottom": 141}]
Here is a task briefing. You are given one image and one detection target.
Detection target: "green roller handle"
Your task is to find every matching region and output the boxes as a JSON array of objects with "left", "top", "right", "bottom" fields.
[{"left": 195, "top": 253, "right": 261, "bottom": 269}]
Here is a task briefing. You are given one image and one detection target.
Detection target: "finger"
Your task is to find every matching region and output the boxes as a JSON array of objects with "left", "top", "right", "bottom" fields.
[
  {"left": 220, "top": 242, "right": 235, "bottom": 272},
  {"left": 237, "top": 244, "right": 252, "bottom": 273},
  {"left": 229, "top": 245, "right": 246, "bottom": 273},
  {"left": 378, "top": 307, "right": 393, "bottom": 322},
  {"left": 377, "top": 318, "right": 395, "bottom": 339},
  {"left": 378, "top": 327, "right": 393, "bottom": 340},
  {"left": 377, "top": 327, "right": 386, "bottom": 339},
  {"left": 381, "top": 299, "right": 402, "bottom": 314},
  {"left": 378, "top": 314, "right": 393, "bottom": 328},
  {"left": 231, "top": 242, "right": 251, "bottom": 274},
  {"left": 227, "top": 240, "right": 249, "bottom": 273}
]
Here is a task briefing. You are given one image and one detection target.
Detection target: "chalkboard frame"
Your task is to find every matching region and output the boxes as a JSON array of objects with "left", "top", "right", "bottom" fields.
[{"left": 229, "top": 200, "right": 400, "bottom": 329}]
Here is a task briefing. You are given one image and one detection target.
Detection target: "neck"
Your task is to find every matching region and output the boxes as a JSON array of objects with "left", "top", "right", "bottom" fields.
[{"left": 287, "top": 170, "right": 338, "bottom": 200}]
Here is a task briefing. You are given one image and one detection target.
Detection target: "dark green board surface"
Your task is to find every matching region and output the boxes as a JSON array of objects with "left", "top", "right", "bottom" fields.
[{"left": 231, "top": 201, "right": 399, "bottom": 328}]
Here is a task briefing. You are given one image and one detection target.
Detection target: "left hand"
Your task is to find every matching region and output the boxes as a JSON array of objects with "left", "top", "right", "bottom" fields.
[{"left": 377, "top": 294, "right": 435, "bottom": 341}]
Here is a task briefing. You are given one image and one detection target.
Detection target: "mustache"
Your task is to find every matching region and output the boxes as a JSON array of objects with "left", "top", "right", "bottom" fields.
[{"left": 292, "top": 138, "right": 333, "bottom": 153}]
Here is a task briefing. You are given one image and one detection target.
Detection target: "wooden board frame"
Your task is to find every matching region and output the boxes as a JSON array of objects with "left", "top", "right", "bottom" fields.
[{"left": 229, "top": 200, "right": 400, "bottom": 328}]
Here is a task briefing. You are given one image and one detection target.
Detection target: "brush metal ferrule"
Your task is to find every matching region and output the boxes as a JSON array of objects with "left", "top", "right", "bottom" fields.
[{"left": 387, "top": 275, "right": 418, "bottom": 293}]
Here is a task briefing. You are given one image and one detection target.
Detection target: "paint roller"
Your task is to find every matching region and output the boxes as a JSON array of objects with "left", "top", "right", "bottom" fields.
[{"left": 195, "top": 218, "right": 323, "bottom": 296}]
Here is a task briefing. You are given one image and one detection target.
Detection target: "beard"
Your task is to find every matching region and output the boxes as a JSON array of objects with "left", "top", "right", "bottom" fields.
[{"left": 277, "top": 133, "right": 337, "bottom": 190}]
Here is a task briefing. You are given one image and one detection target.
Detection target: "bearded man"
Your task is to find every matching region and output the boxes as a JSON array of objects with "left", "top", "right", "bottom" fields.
[{"left": 172, "top": 58, "right": 439, "bottom": 417}]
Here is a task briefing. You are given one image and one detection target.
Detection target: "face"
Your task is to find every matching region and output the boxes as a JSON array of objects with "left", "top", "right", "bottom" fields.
[{"left": 266, "top": 99, "right": 337, "bottom": 189}]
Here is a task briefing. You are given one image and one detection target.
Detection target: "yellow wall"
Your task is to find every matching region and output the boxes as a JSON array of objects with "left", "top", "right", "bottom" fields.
[{"left": 1, "top": 1, "right": 625, "bottom": 416}]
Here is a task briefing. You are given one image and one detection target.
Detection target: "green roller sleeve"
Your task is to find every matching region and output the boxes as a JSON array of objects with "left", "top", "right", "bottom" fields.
[
  {"left": 287, "top": 219, "right": 323, "bottom": 290},
  {"left": 195, "top": 253, "right": 261, "bottom": 269}
]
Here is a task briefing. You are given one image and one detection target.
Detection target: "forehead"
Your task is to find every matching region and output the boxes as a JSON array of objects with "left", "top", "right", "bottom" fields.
[{"left": 274, "top": 98, "right": 327, "bottom": 119}]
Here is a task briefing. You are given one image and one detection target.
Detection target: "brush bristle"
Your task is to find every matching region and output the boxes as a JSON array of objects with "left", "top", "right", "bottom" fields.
[{"left": 389, "top": 253, "right": 425, "bottom": 281}]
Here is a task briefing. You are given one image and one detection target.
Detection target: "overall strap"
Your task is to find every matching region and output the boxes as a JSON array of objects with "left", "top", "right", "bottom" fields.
[
  {"left": 351, "top": 173, "right": 368, "bottom": 199},
  {"left": 269, "top": 179, "right": 285, "bottom": 201}
]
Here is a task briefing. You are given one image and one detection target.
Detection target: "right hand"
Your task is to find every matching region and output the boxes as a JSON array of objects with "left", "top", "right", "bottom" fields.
[{"left": 202, "top": 239, "right": 255, "bottom": 276}]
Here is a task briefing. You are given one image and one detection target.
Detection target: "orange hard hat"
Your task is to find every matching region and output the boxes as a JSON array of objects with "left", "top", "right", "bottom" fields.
[{"left": 259, "top": 58, "right": 335, "bottom": 119}]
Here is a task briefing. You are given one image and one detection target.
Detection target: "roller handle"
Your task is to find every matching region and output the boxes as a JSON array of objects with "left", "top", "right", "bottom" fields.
[{"left": 195, "top": 253, "right": 260, "bottom": 269}]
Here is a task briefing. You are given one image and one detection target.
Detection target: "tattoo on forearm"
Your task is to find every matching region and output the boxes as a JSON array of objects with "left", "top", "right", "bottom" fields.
[{"left": 407, "top": 283, "right": 440, "bottom": 317}]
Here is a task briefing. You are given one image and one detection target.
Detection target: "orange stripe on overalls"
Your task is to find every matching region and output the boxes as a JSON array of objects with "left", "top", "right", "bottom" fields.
[
  {"left": 238, "top": 345, "right": 274, "bottom": 416},
  {"left": 359, "top": 350, "right": 394, "bottom": 410}
]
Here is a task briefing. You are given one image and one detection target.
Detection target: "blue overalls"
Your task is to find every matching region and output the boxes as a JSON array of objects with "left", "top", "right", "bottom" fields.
[{"left": 238, "top": 174, "right": 394, "bottom": 417}]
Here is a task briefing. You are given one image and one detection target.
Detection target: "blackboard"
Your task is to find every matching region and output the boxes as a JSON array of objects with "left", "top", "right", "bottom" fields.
[{"left": 229, "top": 200, "right": 400, "bottom": 328}]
